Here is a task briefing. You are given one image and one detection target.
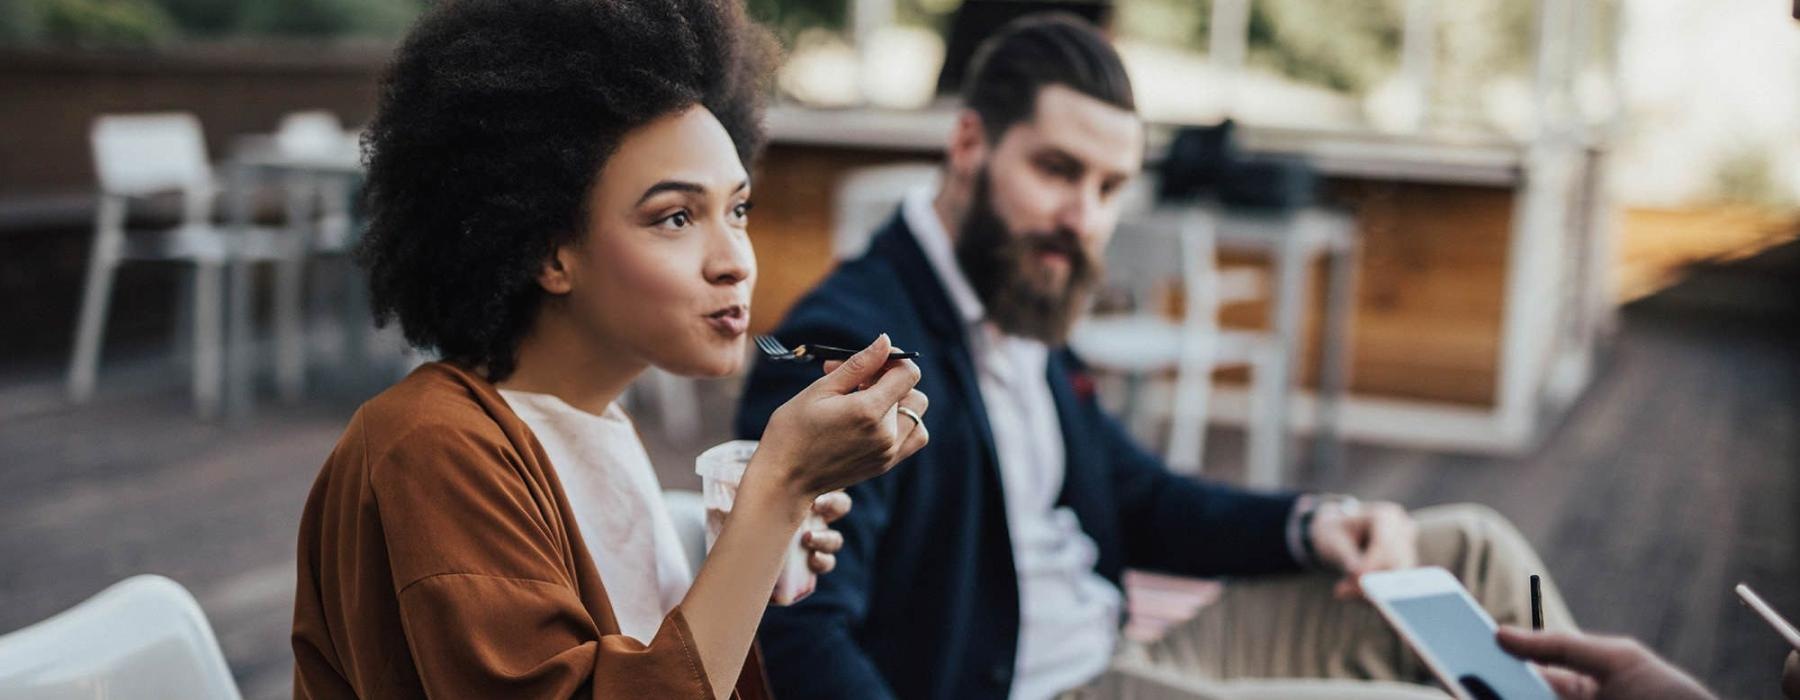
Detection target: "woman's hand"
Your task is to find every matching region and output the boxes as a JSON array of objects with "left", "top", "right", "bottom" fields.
[
  {"left": 1783, "top": 650, "right": 1799, "bottom": 700},
  {"left": 680, "top": 337, "right": 922, "bottom": 698},
  {"left": 1497, "top": 627, "right": 1716, "bottom": 700},
  {"left": 800, "top": 491, "right": 851, "bottom": 574},
  {"left": 751, "top": 334, "right": 929, "bottom": 503}
]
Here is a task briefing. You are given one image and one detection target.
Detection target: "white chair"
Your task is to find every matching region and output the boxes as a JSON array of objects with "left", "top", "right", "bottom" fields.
[
  {"left": 832, "top": 162, "right": 939, "bottom": 260},
  {"left": 662, "top": 489, "right": 709, "bottom": 576},
  {"left": 271, "top": 111, "right": 364, "bottom": 400},
  {"left": 274, "top": 111, "right": 358, "bottom": 254},
  {"left": 69, "top": 113, "right": 303, "bottom": 419},
  {"left": 0, "top": 575, "right": 242, "bottom": 700},
  {"left": 1069, "top": 208, "right": 1288, "bottom": 487}
]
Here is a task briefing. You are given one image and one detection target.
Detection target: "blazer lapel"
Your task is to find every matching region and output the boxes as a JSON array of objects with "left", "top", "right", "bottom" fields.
[
  {"left": 867, "top": 215, "right": 1002, "bottom": 472},
  {"left": 1047, "top": 351, "right": 1120, "bottom": 579}
]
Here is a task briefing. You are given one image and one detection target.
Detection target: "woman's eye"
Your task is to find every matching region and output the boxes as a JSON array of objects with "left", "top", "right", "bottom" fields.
[
  {"left": 658, "top": 211, "right": 692, "bottom": 230},
  {"left": 732, "top": 201, "right": 754, "bottom": 220}
]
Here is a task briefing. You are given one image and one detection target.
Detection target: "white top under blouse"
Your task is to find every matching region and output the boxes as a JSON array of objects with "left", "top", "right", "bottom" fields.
[{"left": 498, "top": 389, "right": 694, "bottom": 644}]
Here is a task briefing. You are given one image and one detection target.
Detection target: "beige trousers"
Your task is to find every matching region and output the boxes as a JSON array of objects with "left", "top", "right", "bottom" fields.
[{"left": 1068, "top": 504, "right": 1575, "bottom": 700}]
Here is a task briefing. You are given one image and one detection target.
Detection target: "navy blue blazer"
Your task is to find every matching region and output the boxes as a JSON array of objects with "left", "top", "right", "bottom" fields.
[{"left": 733, "top": 213, "right": 1304, "bottom": 700}]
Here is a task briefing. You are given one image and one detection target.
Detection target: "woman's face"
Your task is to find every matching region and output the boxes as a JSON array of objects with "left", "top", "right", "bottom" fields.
[{"left": 551, "top": 105, "right": 756, "bottom": 378}]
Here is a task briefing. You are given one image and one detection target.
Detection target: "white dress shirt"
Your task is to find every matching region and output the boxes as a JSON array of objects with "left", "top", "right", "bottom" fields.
[
  {"left": 498, "top": 390, "right": 694, "bottom": 644},
  {"left": 902, "top": 190, "right": 1121, "bottom": 699}
]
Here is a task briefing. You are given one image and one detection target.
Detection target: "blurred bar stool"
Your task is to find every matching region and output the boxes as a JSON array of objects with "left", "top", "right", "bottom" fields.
[
  {"left": 68, "top": 113, "right": 304, "bottom": 420},
  {"left": 1074, "top": 121, "right": 1359, "bottom": 487},
  {"left": 1148, "top": 120, "right": 1358, "bottom": 483},
  {"left": 1070, "top": 207, "right": 1288, "bottom": 486},
  {"left": 1210, "top": 204, "right": 1357, "bottom": 482}
]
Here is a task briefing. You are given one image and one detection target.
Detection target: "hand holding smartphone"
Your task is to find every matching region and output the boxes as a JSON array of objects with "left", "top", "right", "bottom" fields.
[{"left": 1362, "top": 567, "right": 1556, "bottom": 700}]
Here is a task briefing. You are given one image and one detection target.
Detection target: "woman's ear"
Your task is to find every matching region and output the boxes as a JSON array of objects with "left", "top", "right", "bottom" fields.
[{"left": 536, "top": 245, "right": 575, "bottom": 295}]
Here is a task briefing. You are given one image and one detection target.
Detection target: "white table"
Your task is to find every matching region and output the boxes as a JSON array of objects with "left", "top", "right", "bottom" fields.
[{"left": 222, "top": 138, "right": 363, "bottom": 419}]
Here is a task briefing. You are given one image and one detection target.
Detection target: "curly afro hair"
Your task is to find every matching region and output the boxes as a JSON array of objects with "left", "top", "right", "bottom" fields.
[{"left": 357, "top": 0, "right": 775, "bottom": 381}]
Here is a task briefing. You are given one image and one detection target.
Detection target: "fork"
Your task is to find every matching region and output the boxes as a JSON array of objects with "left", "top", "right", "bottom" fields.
[{"left": 755, "top": 335, "right": 919, "bottom": 363}]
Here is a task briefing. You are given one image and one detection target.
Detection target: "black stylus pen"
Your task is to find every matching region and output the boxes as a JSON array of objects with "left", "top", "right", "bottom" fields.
[{"left": 1530, "top": 574, "right": 1544, "bottom": 630}]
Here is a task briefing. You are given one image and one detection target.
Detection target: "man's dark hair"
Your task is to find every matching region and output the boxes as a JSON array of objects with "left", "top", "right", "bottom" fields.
[
  {"left": 960, "top": 12, "right": 1135, "bottom": 142},
  {"left": 358, "top": 0, "right": 773, "bottom": 381}
]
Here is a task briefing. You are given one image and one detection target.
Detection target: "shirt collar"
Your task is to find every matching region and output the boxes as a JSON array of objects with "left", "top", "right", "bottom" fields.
[{"left": 902, "top": 187, "right": 986, "bottom": 326}]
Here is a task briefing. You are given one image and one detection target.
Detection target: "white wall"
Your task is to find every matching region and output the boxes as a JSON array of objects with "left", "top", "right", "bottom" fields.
[{"left": 1613, "top": 0, "right": 1800, "bottom": 206}]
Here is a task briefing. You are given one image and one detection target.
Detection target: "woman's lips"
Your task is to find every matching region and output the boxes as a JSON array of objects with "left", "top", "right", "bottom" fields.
[{"left": 705, "top": 305, "right": 748, "bottom": 337}]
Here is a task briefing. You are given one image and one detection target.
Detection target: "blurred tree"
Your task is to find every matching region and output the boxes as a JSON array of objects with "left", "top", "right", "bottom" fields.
[
  {"left": 893, "top": 0, "right": 956, "bottom": 35},
  {"left": 35, "top": 0, "right": 176, "bottom": 46},
  {"left": 1115, "top": 0, "right": 1209, "bottom": 52},
  {"left": 1248, "top": 0, "right": 1402, "bottom": 93},
  {"left": 1714, "top": 145, "right": 1786, "bottom": 206},
  {"left": 1117, "top": 0, "right": 1402, "bottom": 94},
  {"left": 748, "top": 0, "right": 846, "bottom": 44},
  {"left": 1431, "top": 0, "right": 1535, "bottom": 130},
  {"left": 151, "top": 0, "right": 239, "bottom": 37},
  {"left": 0, "top": 0, "right": 44, "bottom": 42},
  {"left": 0, "top": 0, "right": 424, "bottom": 44},
  {"left": 235, "top": 0, "right": 421, "bottom": 38}
]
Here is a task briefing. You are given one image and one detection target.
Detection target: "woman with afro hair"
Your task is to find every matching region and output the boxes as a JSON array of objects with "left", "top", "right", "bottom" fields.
[{"left": 291, "top": 1, "right": 930, "bottom": 697}]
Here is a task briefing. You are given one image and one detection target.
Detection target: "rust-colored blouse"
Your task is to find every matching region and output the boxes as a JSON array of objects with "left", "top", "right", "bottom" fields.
[{"left": 292, "top": 362, "right": 769, "bottom": 699}]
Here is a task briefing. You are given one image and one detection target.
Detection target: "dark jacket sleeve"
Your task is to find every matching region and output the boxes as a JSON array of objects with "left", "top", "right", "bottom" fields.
[
  {"left": 734, "top": 312, "right": 901, "bottom": 700},
  {"left": 1079, "top": 361, "right": 1307, "bottom": 578}
]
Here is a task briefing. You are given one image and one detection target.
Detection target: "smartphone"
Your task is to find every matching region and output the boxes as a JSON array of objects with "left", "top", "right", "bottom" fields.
[
  {"left": 1735, "top": 583, "right": 1800, "bottom": 652},
  {"left": 1362, "top": 567, "right": 1555, "bottom": 700}
]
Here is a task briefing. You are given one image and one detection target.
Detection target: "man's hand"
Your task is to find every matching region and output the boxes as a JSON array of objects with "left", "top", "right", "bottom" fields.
[
  {"left": 1782, "top": 649, "right": 1799, "bottom": 700},
  {"left": 1497, "top": 627, "right": 1716, "bottom": 700},
  {"left": 1307, "top": 499, "right": 1417, "bottom": 599}
]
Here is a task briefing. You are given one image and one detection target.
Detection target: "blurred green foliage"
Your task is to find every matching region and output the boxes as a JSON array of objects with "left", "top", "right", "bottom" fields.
[
  {"left": 153, "top": 0, "right": 252, "bottom": 36},
  {"left": 746, "top": 0, "right": 846, "bottom": 45},
  {"left": 236, "top": 0, "right": 421, "bottom": 37},
  {"left": 3, "top": 0, "right": 1547, "bottom": 110},
  {"left": 1249, "top": 1, "right": 1403, "bottom": 93},
  {"left": 1117, "top": 0, "right": 1404, "bottom": 94},
  {"left": 1714, "top": 145, "right": 1786, "bottom": 206},
  {"left": 5, "top": 0, "right": 177, "bottom": 46},
  {"left": 1, "top": 0, "right": 425, "bottom": 46},
  {"left": 0, "top": 0, "right": 43, "bottom": 42}
]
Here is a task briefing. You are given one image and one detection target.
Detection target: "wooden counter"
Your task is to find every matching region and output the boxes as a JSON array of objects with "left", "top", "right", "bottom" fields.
[{"left": 751, "top": 106, "right": 1611, "bottom": 452}]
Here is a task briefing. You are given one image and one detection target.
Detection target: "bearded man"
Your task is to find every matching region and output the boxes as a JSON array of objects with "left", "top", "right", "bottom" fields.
[{"left": 736, "top": 13, "right": 1571, "bottom": 700}]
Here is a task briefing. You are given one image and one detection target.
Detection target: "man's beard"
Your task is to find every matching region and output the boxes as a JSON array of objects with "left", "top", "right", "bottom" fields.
[{"left": 953, "top": 168, "right": 1100, "bottom": 345}]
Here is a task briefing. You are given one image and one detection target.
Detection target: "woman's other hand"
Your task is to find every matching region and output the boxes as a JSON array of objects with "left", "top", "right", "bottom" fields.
[{"left": 800, "top": 491, "right": 851, "bottom": 574}]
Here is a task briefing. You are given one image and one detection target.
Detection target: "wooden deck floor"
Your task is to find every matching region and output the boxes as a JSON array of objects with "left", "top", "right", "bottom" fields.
[{"left": 1, "top": 244, "right": 1794, "bottom": 699}]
